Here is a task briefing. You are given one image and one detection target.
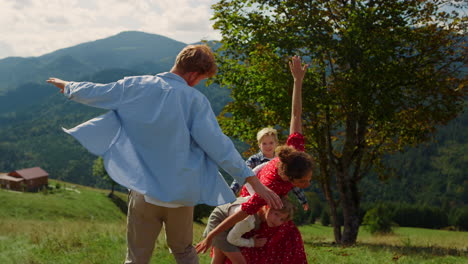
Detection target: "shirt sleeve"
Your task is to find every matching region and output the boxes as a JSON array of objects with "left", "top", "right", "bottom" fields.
[
  {"left": 292, "top": 186, "right": 308, "bottom": 204},
  {"left": 241, "top": 193, "right": 267, "bottom": 215},
  {"left": 227, "top": 215, "right": 256, "bottom": 247},
  {"left": 252, "top": 162, "right": 268, "bottom": 175},
  {"left": 190, "top": 96, "right": 253, "bottom": 185},
  {"left": 64, "top": 79, "right": 126, "bottom": 110},
  {"left": 245, "top": 156, "right": 255, "bottom": 169},
  {"left": 286, "top": 132, "right": 305, "bottom": 152},
  {"left": 241, "top": 161, "right": 276, "bottom": 214}
]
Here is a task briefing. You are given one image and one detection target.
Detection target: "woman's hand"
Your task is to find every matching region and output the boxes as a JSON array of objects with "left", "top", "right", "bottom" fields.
[{"left": 289, "top": 56, "right": 308, "bottom": 82}]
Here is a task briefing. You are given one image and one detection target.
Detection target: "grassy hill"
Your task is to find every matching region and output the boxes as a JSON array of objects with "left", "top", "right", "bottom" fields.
[
  {"left": 1, "top": 180, "right": 467, "bottom": 264},
  {"left": 0, "top": 179, "right": 215, "bottom": 264},
  {"left": 0, "top": 180, "right": 125, "bottom": 222}
]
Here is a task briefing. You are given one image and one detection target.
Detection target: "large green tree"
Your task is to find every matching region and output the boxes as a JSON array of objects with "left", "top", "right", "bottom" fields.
[
  {"left": 92, "top": 157, "right": 116, "bottom": 196},
  {"left": 211, "top": 0, "right": 466, "bottom": 244}
]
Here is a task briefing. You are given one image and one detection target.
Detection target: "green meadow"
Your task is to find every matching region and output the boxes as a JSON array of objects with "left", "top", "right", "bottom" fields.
[{"left": 1, "top": 180, "right": 466, "bottom": 264}]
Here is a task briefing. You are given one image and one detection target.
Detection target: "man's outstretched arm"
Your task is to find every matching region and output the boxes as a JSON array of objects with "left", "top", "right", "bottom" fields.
[{"left": 47, "top": 77, "right": 69, "bottom": 93}]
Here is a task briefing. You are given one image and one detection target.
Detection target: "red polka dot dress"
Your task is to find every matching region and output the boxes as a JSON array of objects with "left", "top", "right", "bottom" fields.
[{"left": 234, "top": 132, "right": 308, "bottom": 264}]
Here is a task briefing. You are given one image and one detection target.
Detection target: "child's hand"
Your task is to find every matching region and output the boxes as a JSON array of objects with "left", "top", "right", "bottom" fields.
[
  {"left": 289, "top": 56, "right": 309, "bottom": 82},
  {"left": 253, "top": 235, "right": 267, "bottom": 247},
  {"left": 195, "top": 237, "right": 212, "bottom": 254},
  {"left": 302, "top": 203, "right": 309, "bottom": 211}
]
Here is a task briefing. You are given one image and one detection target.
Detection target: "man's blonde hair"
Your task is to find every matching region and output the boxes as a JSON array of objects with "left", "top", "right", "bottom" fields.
[
  {"left": 174, "top": 45, "right": 217, "bottom": 77},
  {"left": 256, "top": 127, "right": 278, "bottom": 144}
]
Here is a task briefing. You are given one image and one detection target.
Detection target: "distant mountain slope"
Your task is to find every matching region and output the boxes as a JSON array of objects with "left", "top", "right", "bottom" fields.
[
  {"left": 0, "top": 30, "right": 464, "bottom": 210},
  {"left": 39, "top": 31, "right": 185, "bottom": 72},
  {"left": 360, "top": 106, "right": 468, "bottom": 207},
  {"left": 0, "top": 31, "right": 186, "bottom": 93},
  {"left": 0, "top": 31, "right": 231, "bottom": 188}
]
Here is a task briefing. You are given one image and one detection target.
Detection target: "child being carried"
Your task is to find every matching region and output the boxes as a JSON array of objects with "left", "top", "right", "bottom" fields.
[{"left": 203, "top": 196, "right": 295, "bottom": 264}]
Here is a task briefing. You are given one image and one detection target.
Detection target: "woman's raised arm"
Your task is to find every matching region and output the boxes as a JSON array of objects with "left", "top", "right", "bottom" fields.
[{"left": 288, "top": 56, "right": 308, "bottom": 135}]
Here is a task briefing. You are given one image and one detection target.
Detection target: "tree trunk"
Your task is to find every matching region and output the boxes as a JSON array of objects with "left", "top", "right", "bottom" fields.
[
  {"left": 329, "top": 198, "right": 342, "bottom": 243},
  {"left": 337, "top": 170, "right": 360, "bottom": 244},
  {"left": 322, "top": 179, "right": 342, "bottom": 243},
  {"left": 317, "top": 123, "right": 343, "bottom": 243}
]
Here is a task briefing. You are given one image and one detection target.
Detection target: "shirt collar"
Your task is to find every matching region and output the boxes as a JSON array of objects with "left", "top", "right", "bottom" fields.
[
  {"left": 256, "top": 151, "right": 273, "bottom": 162},
  {"left": 157, "top": 72, "right": 188, "bottom": 85}
]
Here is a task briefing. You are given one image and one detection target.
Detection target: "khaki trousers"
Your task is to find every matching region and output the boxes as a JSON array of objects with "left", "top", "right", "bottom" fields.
[{"left": 124, "top": 191, "right": 199, "bottom": 264}]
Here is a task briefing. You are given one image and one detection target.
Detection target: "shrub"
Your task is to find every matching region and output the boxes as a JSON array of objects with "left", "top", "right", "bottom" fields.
[
  {"left": 451, "top": 206, "right": 468, "bottom": 231},
  {"left": 309, "top": 201, "right": 322, "bottom": 224},
  {"left": 362, "top": 204, "right": 394, "bottom": 234},
  {"left": 194, "top": 204, "right": 214, "bottom": 223},
  {"left": 289, "top": 191, "right": 325, "bottom": 225},
  {"left": 393, "top": 203, "right": 448, "bottom": 229},
  {"left": 320, "top": 210, "right": 330, "bottom": 226}
]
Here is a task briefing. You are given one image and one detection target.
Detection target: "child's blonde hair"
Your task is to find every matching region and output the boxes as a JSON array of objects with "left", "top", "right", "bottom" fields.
[
  {"left": 256, "top": 127, "right": 278, "bottom": 144},
  {"left": 269, "top": 196, "right": 295, "bottom": 221}
]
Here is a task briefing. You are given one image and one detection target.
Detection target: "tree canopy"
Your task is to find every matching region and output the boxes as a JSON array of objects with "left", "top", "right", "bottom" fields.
[{"left": 211, "top": 0, "right": 466, "bottom": 244}]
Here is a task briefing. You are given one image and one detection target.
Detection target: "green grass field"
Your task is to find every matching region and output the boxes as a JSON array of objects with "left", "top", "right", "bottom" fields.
[{"left": 1, "top": 180, "right": 467, "bottom": 264}]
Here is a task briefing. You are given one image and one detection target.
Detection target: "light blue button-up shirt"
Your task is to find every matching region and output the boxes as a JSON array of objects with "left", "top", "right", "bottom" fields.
[{"left": 62, "top": 72, "right": 253, "bottom": 206}]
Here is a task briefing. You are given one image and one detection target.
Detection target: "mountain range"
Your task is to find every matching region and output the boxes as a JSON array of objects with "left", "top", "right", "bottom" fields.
[
  {"left": 0, "top": 31, "right": 186, "bottom": 94},
  {"left": 0, "top": 31, "right": 230, "bottom": 188},
  {"left": 0, "top": 30, "right": 465, "bottom": 209}
]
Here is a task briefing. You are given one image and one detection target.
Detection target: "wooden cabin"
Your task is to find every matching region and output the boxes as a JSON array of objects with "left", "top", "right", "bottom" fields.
[
  {"left": 0, "top": 167, "right": 48, "bottom": 192},
  {"left": 0, "top": 173, "right": 24, "bottom": 191}
]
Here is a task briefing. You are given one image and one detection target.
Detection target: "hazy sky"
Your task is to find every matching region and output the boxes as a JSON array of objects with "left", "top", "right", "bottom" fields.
[{"left": 0, "top": 0, "right": 220, "bottom": 59}]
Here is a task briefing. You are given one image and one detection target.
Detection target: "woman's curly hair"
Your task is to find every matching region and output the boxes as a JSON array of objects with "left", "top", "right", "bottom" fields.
[{"left": 276, "top": 145, "right": 314, "bottom": 181}]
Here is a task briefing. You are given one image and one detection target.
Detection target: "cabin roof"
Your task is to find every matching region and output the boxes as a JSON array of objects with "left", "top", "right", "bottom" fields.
[{"left": 9, "top": 167, "right": 49, "bottom": 180}]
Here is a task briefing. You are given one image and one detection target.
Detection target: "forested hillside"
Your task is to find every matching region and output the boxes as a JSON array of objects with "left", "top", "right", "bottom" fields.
[
  {"left": 0, "top": 31, "right": 465, "bottom": 209},
  {"left": 0, "top": 31, "right": 230, "bottom": 189},
  {"left": 361, "top": 106, "right": 467, "bottom": 207}
]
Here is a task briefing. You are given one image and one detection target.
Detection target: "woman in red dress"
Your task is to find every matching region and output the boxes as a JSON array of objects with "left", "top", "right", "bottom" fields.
[{"left": 197, "top": 56, "right": 312, "bottom": 264}]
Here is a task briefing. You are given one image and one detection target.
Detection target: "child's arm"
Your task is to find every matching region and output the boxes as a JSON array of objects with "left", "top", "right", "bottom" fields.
[
  {"left": 292, "top": 187, "right": 309, "bottom": 211},
  {"left": 242, "top": 162, "right": 269, "bottom": 196},
  {"left": 196, "top": 209, "right": 249, "bottom": 254},
  {"left": 252, "top": 162, "right": 268, "bottom": 175},
  {"left": 232, "top": 157, "right": 269, "bottom": 195},
  {"left": 288, "top": 56, "right": 308, "bottom": 135},
  {"left": 226, "top": 215, "right": 257, "bottom": 247},
  {"left": 229, "top": 180, "right": 241, "bottom": 195}
]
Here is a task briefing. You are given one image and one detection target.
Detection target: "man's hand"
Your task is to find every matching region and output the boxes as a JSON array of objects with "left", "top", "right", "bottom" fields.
[
  {"left": 47, "top": 77, "right": 69, "bottom": 93},
  {"left": 246, "top": 176, "right": 282, "bottom": 209},
  {"left": 302, "top": 203, "right": 309, "bottom": 211},
  {"left": 253, "top": 235, "right": 267, "bottom": 247},
  {"left": 195, "top": 236, "right": 212, "bottom": 254}
]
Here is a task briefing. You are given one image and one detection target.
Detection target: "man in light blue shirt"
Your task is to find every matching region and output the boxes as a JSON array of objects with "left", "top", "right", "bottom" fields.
[{"left": 47, "top": 44, "right": 281, "bottom": 264}]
